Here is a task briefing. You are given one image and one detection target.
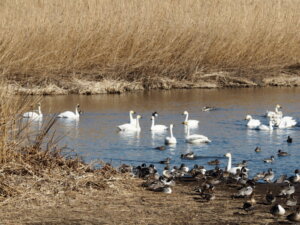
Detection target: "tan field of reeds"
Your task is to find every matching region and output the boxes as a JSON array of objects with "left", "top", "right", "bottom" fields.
[{"left": 1, "top": 0, "right": 300, "bottom": 93}]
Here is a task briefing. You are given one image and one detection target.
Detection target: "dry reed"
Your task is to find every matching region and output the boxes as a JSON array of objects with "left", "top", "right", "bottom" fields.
[{"left": 0, "top": 0, "right": 299, "bottom": 85}]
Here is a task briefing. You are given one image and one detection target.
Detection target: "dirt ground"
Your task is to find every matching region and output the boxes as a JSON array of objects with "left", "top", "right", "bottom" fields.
[{"left": 0, "top": 174, "right": 298, "bottom": 225}]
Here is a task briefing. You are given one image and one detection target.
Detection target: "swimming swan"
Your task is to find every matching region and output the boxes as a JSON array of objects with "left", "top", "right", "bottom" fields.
[
  {"left": 23, "top": 103, "right": 43, "bottom": 120},
  {"left": 277, "top": 116, "right": 297, "bottom": 128},
  {"left": 150, "top": 116, "right": 168, "bottom": 132},
  {"left": 245, "top": 115, "right": 261, "bottom": 129},
  {"left": 57, "top": 104, "right": 80, "bottom": 119},
  {"left": 257, "top": 120, "right": 274, "bottom": 131},
  {"left": 118, "top": 115, "right": 142, "bottom": 132},
  {"left": 265, "top": 104, "right": 283, "bottom": 118},
  {"left": 185, "top": 125, "right": 211, "bottom": 144},
  {"left": 182, "top": 111, "right": 199, "bottom": 126},
  {"left": 224, "top": 153, "right": 246, "bottom": 175},
  {"left": 118, "top": 110, "right": 137, "bottom": 130},
  {"left": 165, "top": 124, "right": 177, "bottom": 145}
]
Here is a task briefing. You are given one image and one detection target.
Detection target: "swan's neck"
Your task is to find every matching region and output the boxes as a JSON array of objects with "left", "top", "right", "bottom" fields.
[
  {"left": 129, "top": 112, "right": 134, "bottom": 123},
  {"left": 38, "top": 106, "right": 42, "bottom": 116},
  {"left": 185, "top": 113, "right": 189, "bottom": 122},
  {"left": 275, "top": 106, "right": 279, "bottom": 113},
  {"left": 151, "top": 117, "right": 155, "bottom": 128},
  {"left": 227, "top": 156, "right": 232, "bottom": 171},
  {"left": 269, "top": 121, "right": 273, "bottom": 129},
  {"left": 170, "top": 126, "right": 174, "bottom": 138},
  {"left": 75, "top": 107, "right": 79, "bottom": 116}
]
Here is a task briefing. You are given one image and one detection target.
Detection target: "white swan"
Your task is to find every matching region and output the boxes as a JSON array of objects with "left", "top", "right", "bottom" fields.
[
  {"left": 245, "top": 115, "right": 261, "bottom": 129},
  {"left": 57, "top": 104, "right": 80, "bottom": 119},
  {"left": 23, "top": 103, "right": 43, "bottom": 120},
  {"left": 265, "top": 104, "right": 283, "bottom": 118},
  {"left": 129, "top": 110, "right": 137, "bottom": 125},
  {"left": 257, "top": 120, "right": 274, "bottom": 131},
  {"left": 165, "top": 124, "right": 177, "bottom": 145},
  {"left": 185, "top": 125, "right": 211, "bottom": 144},
  {"left": 277, "top": 116, "right": 297, "bottom": 128},
  {"left": 182, "top": 111, "right": 199, "bottom": 126},
  {"left": 150, "top": 116, "right": 168, "bottom": 132},
  {"left": 118, "top": 115, "right": 142, "bottom": 132},
  {"left": 224, "top": 153, "right": 245, "bottom": 175}
]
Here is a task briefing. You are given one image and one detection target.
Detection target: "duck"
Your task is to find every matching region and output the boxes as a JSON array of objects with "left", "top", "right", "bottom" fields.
[
  {"left": 149, "top": 185, "right": 172, "bottom": 194},
  {"left": 278, "top": 149, "right": 289, "bottom": 157},
  {"left": 23, "top": 103, "right": 43, "bottom": 120},
  {"left": 179, "top": 163, "right": 189, "bottom": 173},
  {"left": 243, "top": 202, "right": 254, "bottom": 212},
  {"left": 287, "top": 136, "right": 293, "bottom": 143},
  {"left": 236, "top": 160, "right": 248, "bottom": 167},
  {"left": 57, "top": 104, "right": 80, "bottom": 119},
  {"left": 263, "top": 156, "right": 275, "bottom": 163},
  {"left": 181, "top": 152, "right": 196, "bottom": 160},
  {"left": 287, "top": 208, "right": 300, "bottom": 222},
  {"left": 233, "top": 185, "right": 253, "bottom": 198},
  {"left": 279, "top": 181, "right": 295, "bottom": 196},
  {"left": 254, "top": 146, "right": 261, "bottom": 152},
  {"left": 286, "top": 195, "right": 298, "bottom": 207},
  {"left": 150, "top": 115, "right": 168, "bottom": 132},
  {"left": 245, "top": 115, "right": 261, "bottom": 129},
  {"left": 265, "top": 190, "right": 276, "bottom": 205},
  {"left": 270, "top": 204, "right": 286, "bottom": 217},
  {"left": 159, "top": 157, "right": 171, "bottom": 164},
  {"left": 208, "top": 159, "right": 220, "bottom": 165},
  {"left": 224, "top": 153, "right": 247, "bottom": 175},
  {"left": 265, "top": 104, "right": 283, "bottom": 118},
  {"left": 263, "top": 168, "right": 275, "bottom": 183},
  {"left": 202, "top": 106, "right": 216, "bottom": 112},
  {"left": 185, "top": 125, "right": 211, "bottom": 144},
  {"left": 182, "top": 111, "right": 199, "bottom": 126},
  {"left": 164, "top": 124, "right": 177, "bottom": 145},
  {"left": 162, "top": 166, "right": 172, "bottom": 179},
  {"left": 118, "top": 115, "right": 142, "bottom": 132},
  {"left": 155, "top": 146, "right": 166, "bottom": 151},
  {"left": 288, "top": 169, "right": 300, "bottom": 183}
]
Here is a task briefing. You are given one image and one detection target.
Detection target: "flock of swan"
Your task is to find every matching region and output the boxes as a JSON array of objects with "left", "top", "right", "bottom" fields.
[{"left": 246, "top": 104, "right": 297, "bottom": 130}]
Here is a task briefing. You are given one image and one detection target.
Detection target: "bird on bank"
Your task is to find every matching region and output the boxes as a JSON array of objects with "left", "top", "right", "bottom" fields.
[
  {"left": 265, "top": 190, "right": 276, "bottom": 205},
  {"left": 287, "top": 208, "right": 300, "bottom": 222},
  {"left": 270, "top": 204, "right": 286, "bottom": 217}
]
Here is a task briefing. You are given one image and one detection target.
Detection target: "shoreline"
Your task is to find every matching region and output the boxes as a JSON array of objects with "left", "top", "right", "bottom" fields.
[{"left": 5, "top": 69, "right": 300, "bottom": 95}]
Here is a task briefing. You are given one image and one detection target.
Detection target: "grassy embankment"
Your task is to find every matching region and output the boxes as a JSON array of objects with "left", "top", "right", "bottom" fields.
[{"left": 1, "top": 0, "right": 300, "bottom": 94}]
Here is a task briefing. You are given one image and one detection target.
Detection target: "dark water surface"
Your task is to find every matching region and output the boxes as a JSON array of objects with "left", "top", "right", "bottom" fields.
[{"left": 32, "top": 88, "right": 300, "bottom": 178}]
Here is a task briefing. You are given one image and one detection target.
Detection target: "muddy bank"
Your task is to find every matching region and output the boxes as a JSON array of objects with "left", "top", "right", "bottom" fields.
[
  {"left": 5, "top": 67, "right": 300, "bottom": 95},
  {"left": 0, "top": 167, "right": 298, "bottom": 225}
]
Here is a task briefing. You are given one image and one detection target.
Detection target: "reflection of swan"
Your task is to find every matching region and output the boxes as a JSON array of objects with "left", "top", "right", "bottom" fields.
[
  {"left": 265, "top": 104, "right": 283, "bottom": 118},
  {"left": 23, "top": 103, "right": 43, "bottom": 120},
  {"left": 165, "top": 124, "right": 176, "bottom": 145},
  {"left": 150, "top": 116, "right": 167, "bottom": 132},
  {"left": 119, "top": 115, "right": 142, "bottom": 132},
  {"left": 57, "top": 104, "right": 80, "bottom": 119},
  {"left": 224, "top": 153, "right": 245, "bottom": 175},
  {"left": 257, "top": 120, "right": 273, "bottom": 131},
  {"left": 245, "top": 115, "right": 261, "bottom": 129},
  {"left": 185, "top": 125, "right": 211, "bottom": 144},
  {"left": 182, "top": 111, "right": 199, "bottom": 126}
]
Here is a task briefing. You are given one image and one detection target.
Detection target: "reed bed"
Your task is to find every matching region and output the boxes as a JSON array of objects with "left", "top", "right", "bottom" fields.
[{"left": 0, "top": 0, "right": 300, "bottom": 86}]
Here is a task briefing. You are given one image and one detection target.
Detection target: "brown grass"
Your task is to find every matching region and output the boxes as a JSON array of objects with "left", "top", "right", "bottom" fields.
[{"left": 0, "top": 0, "right": 300, "bottom": 88}]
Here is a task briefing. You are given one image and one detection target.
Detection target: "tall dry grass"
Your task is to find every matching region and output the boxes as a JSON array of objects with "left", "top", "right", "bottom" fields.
[{"left": 0, "top": 0, "right": 300, "bottom": 82}]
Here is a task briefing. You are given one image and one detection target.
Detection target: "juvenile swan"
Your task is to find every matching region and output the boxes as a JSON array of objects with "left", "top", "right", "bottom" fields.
[
  {"left": 182, "top": 111, "right": 199, "bottom": 126},
  {"left": 23, "top": 103, "right": 43, "bottom": 120},
  {"left": 57, "top": 104, "right": 80, "bottom": 119},
  {"left": 165, "top": 124, "right": 177, "bottom": 145}
]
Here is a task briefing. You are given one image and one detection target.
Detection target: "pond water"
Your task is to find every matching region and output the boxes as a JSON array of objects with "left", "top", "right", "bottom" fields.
[{"left": 29, "top": 88, "right": 300, "bottom": 178}]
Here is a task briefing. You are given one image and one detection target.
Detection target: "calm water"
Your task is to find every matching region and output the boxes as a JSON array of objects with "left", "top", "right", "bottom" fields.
[{"left": 29, "top": 88, "right": 300, "bottom": 178}]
